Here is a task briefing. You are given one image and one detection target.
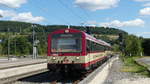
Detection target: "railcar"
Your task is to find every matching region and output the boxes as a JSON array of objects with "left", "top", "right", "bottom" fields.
[{"left": 47, "top": 28, "right": 112, "bottom": 72}]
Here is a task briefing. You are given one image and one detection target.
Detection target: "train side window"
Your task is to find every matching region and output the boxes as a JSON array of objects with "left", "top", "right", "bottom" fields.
[{"left": 86, "top": 40, "right": 90, "bottom": 52}]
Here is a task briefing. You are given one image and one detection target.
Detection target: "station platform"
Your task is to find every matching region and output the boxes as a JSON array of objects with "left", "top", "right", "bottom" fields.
[
  {"left": 0, "top": 58, "right": 47, "bottom": 81},
  {"left": 0, "top": 58, "right": 47, "bottom": 69}
]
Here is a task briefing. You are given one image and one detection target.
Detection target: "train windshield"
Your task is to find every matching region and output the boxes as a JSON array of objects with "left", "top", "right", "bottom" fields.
[{"left": 51, "top": 33, "right": 82, "bottom": 53}]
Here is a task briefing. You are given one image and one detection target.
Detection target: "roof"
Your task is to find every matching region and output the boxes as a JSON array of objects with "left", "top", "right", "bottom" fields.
[
  {"left": 50, "top": 28, "right": 111, "bottom": 47},
  {"left": 83, "top": 32, "right": 111, "bottom": 47}
]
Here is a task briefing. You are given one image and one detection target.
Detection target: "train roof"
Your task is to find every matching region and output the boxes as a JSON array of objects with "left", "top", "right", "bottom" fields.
[
  {"left": 83, "top": 32, "right": 111, "bottom": 47},
  {"left": 50, "top": 28, "right": 111, "bottom": 47}
]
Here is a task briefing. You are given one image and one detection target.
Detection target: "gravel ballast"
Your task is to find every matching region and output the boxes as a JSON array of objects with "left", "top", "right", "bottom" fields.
[{"left": 104, "top": 59, "right": 150, "bottom": 84}]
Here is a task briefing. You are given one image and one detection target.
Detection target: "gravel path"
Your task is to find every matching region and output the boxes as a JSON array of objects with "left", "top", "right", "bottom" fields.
[{"left": 104, "top": 59, "right": 150, "bottom": 84}]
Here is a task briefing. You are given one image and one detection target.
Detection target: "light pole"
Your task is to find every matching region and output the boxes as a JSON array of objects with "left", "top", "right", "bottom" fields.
[
  {"left": 32, "top": 24, "right": 39, "bottom": 59},
  {"left": 8, "top": 28, "right": 10, "bottom": 60},
  {"left": 32, "top": 24, "right": 36, "bottom": 59}
]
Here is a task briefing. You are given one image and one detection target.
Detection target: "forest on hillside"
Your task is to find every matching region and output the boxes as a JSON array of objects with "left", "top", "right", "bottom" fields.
[
  {"left": 0, "top": 21, "right": 127, "bottom": 34},
  {"left": 0, "top": 21, "right": 149, "bottom": 57}
]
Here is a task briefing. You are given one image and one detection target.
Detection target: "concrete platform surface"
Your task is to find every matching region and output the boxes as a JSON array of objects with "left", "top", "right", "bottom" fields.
[
  {"left": 0, "top": 58, "right": 47, "bottom": 69},
  {"left": 0, "top": 63, "right": 47, "bottom": 79}
]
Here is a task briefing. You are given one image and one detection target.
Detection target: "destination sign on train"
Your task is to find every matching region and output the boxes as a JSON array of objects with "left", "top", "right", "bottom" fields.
[{"left": 52, "top": 33, "right": 81, "bottom": 38}]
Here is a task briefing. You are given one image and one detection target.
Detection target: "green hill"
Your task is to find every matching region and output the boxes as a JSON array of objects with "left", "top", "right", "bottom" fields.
[
  {"left": 0, "top": 21, "right": 127, "bottom": 34},
  {"left": 0, "top": 21, "right": 128, "bottom": 57}
]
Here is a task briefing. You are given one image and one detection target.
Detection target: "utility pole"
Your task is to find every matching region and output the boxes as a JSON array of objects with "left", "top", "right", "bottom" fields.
[
  {"left": 8, "top": 28, "right": 10, "bottom": 60},
  {"left": 15, "top": 31, "right": 16, "bottom": 56},
  {"left": 32, "top": 24, "right": 37, "bottom": 59},
  {"left": 32, "top": 25, "right": 35, "bottom": 59}
]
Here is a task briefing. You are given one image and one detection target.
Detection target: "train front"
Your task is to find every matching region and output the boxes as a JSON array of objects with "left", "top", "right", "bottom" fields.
[{"left": 47, "top": 29, "right": 86, "bottom": 72}]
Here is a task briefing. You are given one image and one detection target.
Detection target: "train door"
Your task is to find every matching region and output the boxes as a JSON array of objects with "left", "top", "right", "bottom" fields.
[{"left": 87, "top": 40, "right": 93, "bottom": 69}]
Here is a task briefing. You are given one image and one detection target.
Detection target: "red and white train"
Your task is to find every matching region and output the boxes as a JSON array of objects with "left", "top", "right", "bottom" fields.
[{"left": 47, "top": 28, "right": 112, "bottom": 72}]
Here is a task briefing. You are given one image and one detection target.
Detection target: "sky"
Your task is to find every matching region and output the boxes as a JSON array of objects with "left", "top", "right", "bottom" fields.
[{"left": 0, "top": 0, "right": 150, "bottom": 38}]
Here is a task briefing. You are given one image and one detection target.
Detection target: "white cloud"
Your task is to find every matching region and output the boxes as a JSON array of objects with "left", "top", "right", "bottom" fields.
[
  {"left": 143, "top": 3, "right": 150, "bottom": 7},
  {"left": 134, "top": 0, "right": 150, "bottom": 2},
  {"left": 74, "top": 0, "right": 120, "bottom": 11},
  {"left": 136, "top": 32, "right": 150, "bottom": 37},
  {"left": 138, "top": 32, "right": 150, "bottom": 35},
  {"left": 99, "top": 19, "right": 145, "bottom": 27},
  {"left": 11, "top": 12, "right": 45, "bottom": 23},
  {"left": 0, "top": 0, "right": 27, "bottom": 8},
  {"left": 140, "top": 7, "right": 150, "bottom": 15},
  {"left": 0, "top": 10, "right": 16, "bottom": 17},
  {"left": 0, "top": 10, "right": 44, "bottom": 23},
  {"left": 85, "top": 21, "right": 97, "bottom": 25}
]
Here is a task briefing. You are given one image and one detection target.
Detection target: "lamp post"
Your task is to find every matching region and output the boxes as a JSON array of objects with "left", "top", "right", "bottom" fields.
[
  {"left": 32, "top": 24, "right": 36, "bottom": 59},
  {"left": 7, "top": 28, "right": 10, "bottom": 60},
  {"left": 32, "top": 24, "right": 39, "bottom": 59}
]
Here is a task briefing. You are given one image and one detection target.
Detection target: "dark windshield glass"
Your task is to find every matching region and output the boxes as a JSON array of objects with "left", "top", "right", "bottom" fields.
[{"left": 51, "top": 33, "right": 82, "bottom": 53}]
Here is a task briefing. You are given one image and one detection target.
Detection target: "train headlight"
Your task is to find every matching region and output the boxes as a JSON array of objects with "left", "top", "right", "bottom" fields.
[
  {"left": 52, "top": 57, "right": 56, "bottom": 60},
  {"left": 65, "top": 29, "right": 69, "bottom": 33},
  {"left": 76, "top": 57, "right": 79, "bottom": 60}
]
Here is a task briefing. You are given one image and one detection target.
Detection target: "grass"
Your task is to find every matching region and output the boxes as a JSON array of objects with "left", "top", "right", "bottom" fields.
[{"left": 121, "top": 56, "right": 150, "bottom": 77}]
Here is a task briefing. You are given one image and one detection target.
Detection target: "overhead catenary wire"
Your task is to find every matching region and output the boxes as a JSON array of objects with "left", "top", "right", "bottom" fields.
[
  {"left": 29, "top": 0, "right": 90, "bottom": 26},
  {"left": 32, "top": 1, "right": 70, "bottom": 39},
  {"left": 57, "top": 0, "right": 96, "bottom": 28},
  {"left": 65, "top": 0, "right": 92, "bottom": 20},
  {"left": 32, "top": 0, "right": 71, "bottom": 25},
  {"left": 56, "top": 0, "right": 86, "bottom": 23},
  {"left": 28, "top": 0, "right": 71, "bottom": 44},
  {"left": 80, "top": 9, "right": 92, "bottom": 20}
]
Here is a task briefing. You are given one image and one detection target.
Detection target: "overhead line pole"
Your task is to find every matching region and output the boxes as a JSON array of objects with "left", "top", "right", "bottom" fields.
[
  {"left": 32, "top": 25, "right": 35, "bottom": 59},
  {"left": 8, "top": 28, "right": 10, "bottom": 60},
  {"left": 15, "top": 31, "right": 16, "bottom": 57}
]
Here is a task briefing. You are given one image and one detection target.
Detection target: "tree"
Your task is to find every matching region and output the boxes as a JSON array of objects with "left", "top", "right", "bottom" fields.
[
  {"left": 0, "top": 43, "right": 2, "bottom": 55},
  {"left": 0, "top": 20, "right": 129, "bottom": 57},
  {"left": 112, "top": 44, "right": 120, "bottom": 52},
  {"left": 124, "top": 35, "right": 143, "bottom": 56},
  {"left": 142, "top": 39, "right": 150, "bottom": 56},
  {"left": 15, "top": 36, "right": 32, "bottom": 56}
]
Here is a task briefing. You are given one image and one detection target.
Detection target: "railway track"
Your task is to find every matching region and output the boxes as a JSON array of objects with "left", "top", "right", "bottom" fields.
[
  {"left": 0, "top": 56, "right": 116, "bottom": 84},
  {"left": 14, "top": 57, "right": 114, "bottom": 84},
  {"left": 17, "top": 71, "right": 83, "bottom": 84},
  {"left": 14, "top": 67, "right": 95, "bottom": 84}
]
